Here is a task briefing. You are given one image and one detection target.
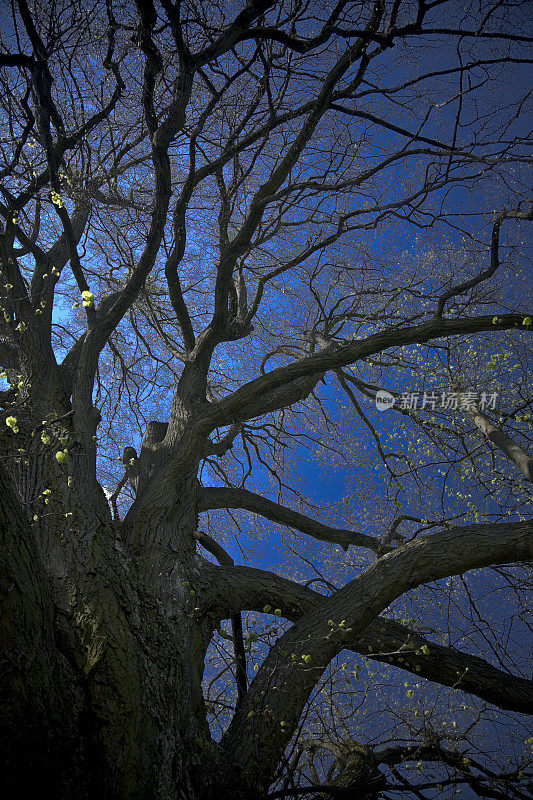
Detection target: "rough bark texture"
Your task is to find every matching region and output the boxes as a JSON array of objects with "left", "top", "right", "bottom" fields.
[
  {"left": 472, "top": 410, "right": 533, "bottom": 483},
  {"left": 0, "top": 461, "right": 87, "bottom": 798}
]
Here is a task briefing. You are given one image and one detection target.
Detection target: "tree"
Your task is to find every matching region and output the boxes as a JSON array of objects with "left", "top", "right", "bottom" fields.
[{"left": 0, "top": 0, "right": 532, "bottom": 798}]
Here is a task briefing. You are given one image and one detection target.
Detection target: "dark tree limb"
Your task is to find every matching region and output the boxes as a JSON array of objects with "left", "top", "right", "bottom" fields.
[
  {"left": 199, "top": 486, "right": 385, "bottom": 554},
  {"left": 193, "top": 530, "right": 248, "bottom": 706},
  {"left": 436, "top": 206, "right": 533, "bottom": 317},
  {"left": 218, "top": 520, "right": 532, "bottom": 787},
  {"left": 200, "top": 562, "right": 533, "bottom": 715},
  {"left": 203, "top": 313, "right": 533, "bottom": 431}
]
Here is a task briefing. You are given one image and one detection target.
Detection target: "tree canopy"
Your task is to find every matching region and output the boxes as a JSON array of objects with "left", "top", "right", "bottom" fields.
[{"left": 0, "top": 1, "right": 532, "bottom": 799}]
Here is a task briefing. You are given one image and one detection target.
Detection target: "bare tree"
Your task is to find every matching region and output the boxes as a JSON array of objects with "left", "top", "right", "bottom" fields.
[{"left": 0, "top": 1, "right": 532, "bottom": 798}]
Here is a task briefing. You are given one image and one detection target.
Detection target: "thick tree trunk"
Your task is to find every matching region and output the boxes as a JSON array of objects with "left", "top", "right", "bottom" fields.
[
  {"left": 2, "top": 414, "right": 530, "bottom": 799},
  {"left": 0, "top": 460, "right": 89, "bottom": 798},
  {"left": 1, "top": 451, "right": 249, "bottom": 800}
]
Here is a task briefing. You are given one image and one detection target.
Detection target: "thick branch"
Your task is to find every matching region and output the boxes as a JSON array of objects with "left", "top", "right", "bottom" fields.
[
  {"left": 59, "top": 290, "right": 122, "bottom": 394},
  {"left": 194, "top": 1, "right": 277, "bottom": 67},
  {"left": 218, "top": 520, "right": 532, "bottom": 787},
  {"left": 0, "top": 52, "right": 34, "bottom": 68},
  {"left": 203, "top": 313, "right": 533, "bottom": 431},
  {"left": 29, "top": 202, "right": 91, "bottom": 318},
  {"left": 199, "top": 486, "right": 384, "bottom": 554},
  {"left": 472, "top": 409, "right": 533, "bottom": 483},
  {"left": 200, "top": 563, "right": 533, "bottom": 716},
  {"left": 193, "top": 531, "right": 247, "bottom": 706},
  {"left": 204, "top": 425, "right": 242, "bottom": 457}
]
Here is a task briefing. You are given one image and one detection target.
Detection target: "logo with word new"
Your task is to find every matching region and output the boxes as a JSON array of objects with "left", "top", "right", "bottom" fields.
[{"left": 375, "top": 390, "right": 396, "bottom": 411}]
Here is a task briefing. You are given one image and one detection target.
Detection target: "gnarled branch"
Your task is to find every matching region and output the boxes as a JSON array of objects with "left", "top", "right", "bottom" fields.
[
  {"left": 218, "top": 519, "right": 532, "bottom": 787},
  {"left": 200, "top": 562, "right": 533, "bottom": 716},
  {"left": 199, "top": 486, "right": 385, "bottom": 554}
]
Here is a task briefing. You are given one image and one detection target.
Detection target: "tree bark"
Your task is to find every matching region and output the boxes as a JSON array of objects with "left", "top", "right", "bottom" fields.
[
  {"left": 472, "top": 409, "right": 533, "bottom": 482},
  {"left": 0, "top": 461, "right": 88, "bottom": 798}
]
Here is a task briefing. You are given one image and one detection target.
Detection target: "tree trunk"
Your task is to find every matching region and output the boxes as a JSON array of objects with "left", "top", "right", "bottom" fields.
[
  {"left": 0, "top": 459, "right": 89, "bottom": 798},
  {"left": 0, "top": 447, "right": 250, "bottom": 800}
]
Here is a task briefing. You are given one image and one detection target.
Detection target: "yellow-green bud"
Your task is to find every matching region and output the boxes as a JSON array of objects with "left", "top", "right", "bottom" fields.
[{"left": 81, "top": 291, "right": 94, "bottom": 308}]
